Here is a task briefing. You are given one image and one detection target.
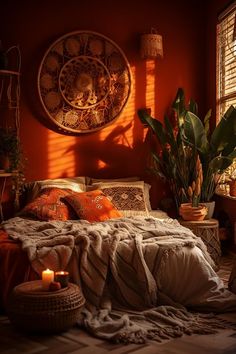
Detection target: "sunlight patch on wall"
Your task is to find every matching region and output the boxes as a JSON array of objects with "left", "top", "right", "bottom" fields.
[
  {"left": 47, "top": 131, "right": 76, "bottom": 178},
  {"left": 145, "top": 59, "right": 156, "bottom": 117}
]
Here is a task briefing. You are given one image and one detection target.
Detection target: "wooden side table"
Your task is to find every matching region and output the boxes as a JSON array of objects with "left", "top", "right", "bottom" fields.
[
  {"left": 7, "top": 280, "right": 85, "bottom": 333},
  {"left": 179, "top": 218, "right": 221, "bottom": 269}
]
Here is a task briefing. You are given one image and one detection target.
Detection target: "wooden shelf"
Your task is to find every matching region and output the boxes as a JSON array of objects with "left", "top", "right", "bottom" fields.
[
  {"left": 0, "top": 69, "right": 20, "bottom": 76},
  {"left": 0, "top": 172, "right": 16, "bottom": 177},
  {"left": 0, "top": 170, "right": 18, "bottom": 178}
]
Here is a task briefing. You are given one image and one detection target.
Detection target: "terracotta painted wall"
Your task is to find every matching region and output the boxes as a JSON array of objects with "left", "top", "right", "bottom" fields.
[{"left": 0, "top": 0, "right": 207, "bottom": 210}]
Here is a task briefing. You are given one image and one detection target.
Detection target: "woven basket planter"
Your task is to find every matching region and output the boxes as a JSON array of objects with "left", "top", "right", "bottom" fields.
[{"left": 7, "top": 280, "right": 85, "bottom": 333}]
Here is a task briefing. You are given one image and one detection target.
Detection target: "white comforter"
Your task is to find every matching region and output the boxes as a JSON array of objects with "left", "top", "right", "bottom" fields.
[{"left": 2, "top": 215, "right": 236, "bottom": 343}]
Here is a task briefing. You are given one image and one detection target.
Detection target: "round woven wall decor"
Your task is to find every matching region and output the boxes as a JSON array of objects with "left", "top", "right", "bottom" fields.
[{"left": 38, "top": 31, "right": 132, "bottom": 134}]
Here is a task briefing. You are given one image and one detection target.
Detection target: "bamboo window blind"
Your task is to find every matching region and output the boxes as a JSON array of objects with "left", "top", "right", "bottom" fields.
[
  {"left": 217, "top": 3, "right": 236, "bottom": 182},
  {"left": 217, "top": 2, "right": 236, "bottom": 121}
]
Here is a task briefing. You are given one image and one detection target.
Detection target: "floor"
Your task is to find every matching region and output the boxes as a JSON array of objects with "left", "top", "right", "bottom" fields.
[{"left": 0, "top": 254, "right": 236, "bottom": 354}]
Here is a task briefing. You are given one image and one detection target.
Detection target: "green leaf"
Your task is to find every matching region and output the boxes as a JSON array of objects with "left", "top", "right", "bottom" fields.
[
  {"left": 172, "top": 88, "right": 186, "bottom": 126},
  {"left": 203, "top": 109, "right": 211, "bottom": 137},
  {"left": 172, "top": 88, "right": 185, "bottom": 113},
  {"left": 183, "top": 111, "right": 209, "bottom": 154},
  {"left": 164, "top": 115, "right": 177, "bottom": 151},
  {"left": 188, "top": 98, "right": 198, "bottom": 115},
  {"left": 209, "top": 156, "right": 234, "bottom": 173},
  {"left": 138, "top": 109, "right": 167, "bottom": 146},
  {"left": 210, "top": 105, "right": 236, "bottom": 152},
  {"left": 221, "top": 141, "right": 236, "bottom": 157},
  {"left": 228, "top": 148, "right": 236, "bottom": 160}
]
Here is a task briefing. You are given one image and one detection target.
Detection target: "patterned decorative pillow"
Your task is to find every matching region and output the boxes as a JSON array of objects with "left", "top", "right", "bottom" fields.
[
  {"left": 93, "top": 181, "right": 149, "bottom": 215},
  {"left": 20, "top": 188, "right": 77, "bottom": 221},
  {"left": 144, "top": 183, "right": 152, "bottom": 211},
  {"left": 23, "top": 177, "right": 87, "bottom": 203},
  {"left": 63, "top": 190, "right": 122, "bottom": 222}
]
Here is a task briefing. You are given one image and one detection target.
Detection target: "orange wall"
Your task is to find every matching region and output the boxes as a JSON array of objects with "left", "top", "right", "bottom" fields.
[{"left": 0, "top": 0, "right": 207, "bottom": 209}]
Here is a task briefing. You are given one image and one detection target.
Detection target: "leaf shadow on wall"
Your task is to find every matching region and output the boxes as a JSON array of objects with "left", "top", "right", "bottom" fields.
[{"left": 64, "top": 121, "right": 148, "bottom": 179}]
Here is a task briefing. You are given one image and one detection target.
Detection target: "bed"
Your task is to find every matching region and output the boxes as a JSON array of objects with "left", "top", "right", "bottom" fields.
[{"left": 1, "top": 176, "right": 236, "bottom": 343}]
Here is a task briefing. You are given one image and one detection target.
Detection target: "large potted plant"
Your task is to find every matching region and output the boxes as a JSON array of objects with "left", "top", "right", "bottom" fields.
[{"left": 138, "top": 88, "right": 236, "bottom": 218}]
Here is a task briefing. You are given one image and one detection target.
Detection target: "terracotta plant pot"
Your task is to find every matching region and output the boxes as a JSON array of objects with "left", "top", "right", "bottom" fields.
[{"left": 179, "top": 203, "right": 208, "bottom": 221}]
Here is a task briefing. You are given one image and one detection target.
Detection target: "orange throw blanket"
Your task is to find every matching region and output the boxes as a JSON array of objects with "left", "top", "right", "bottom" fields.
[{"left": 0, "top": 230, "right": 38, "bottom": 312}]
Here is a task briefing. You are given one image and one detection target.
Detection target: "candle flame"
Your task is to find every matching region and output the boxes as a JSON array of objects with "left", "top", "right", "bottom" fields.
[{"left": 55, "top": 271, "right": 69, "bottom": 275}]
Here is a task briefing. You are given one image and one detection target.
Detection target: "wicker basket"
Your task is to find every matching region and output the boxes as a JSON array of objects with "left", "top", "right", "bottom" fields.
[{"left": 7, "top": 280, "right": 85, "bottom": 333}]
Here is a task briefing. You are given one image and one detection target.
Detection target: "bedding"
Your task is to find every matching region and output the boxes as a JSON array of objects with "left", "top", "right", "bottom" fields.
[
  {"left": 1, "top": 215, "right": 236, "bottom": 343},
  {"left": 1, "top": 176, "right": 236, "bottom": 342},
  {"left": 0, "top": 209, "right": 168, "bottom": 312}
]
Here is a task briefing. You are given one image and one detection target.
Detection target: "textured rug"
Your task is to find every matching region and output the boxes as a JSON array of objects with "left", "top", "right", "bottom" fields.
[{"left": 0, "top": 254, "right": 236, "bottom": 354}]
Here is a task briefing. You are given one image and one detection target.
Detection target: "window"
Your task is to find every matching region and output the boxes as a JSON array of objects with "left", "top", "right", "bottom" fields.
[
  {"left": 217, "top": 2, "right": 236, "bottom": 121},
  {"left": 217, "top": 3, "right": 236, "bottom": 188}
]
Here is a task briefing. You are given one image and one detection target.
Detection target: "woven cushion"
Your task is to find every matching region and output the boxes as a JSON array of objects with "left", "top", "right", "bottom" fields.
[
  {"left": 90, "top": 181, "right": 150, "bottom": 217},
  {"left": 64, "top": 190, "right": 122, "bottom": 222},
  {"left": 20, "top": 188, "right": 76, "bottom": 221}
]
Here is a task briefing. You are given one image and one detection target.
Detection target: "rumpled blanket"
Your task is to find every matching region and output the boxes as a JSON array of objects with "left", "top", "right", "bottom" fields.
[{"left": 2, "top": 216, "right": 236, "bottom": 343}]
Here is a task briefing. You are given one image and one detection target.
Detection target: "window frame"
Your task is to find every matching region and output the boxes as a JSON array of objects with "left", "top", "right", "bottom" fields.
[{"left": 217, "top": 1, "right": 236, "bottom": 123}]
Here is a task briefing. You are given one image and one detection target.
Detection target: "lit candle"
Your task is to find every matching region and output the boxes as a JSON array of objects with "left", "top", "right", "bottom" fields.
[
  {"left": 55, "top": 271, "right": 69, "bottom": 288},
  {"left": 42, "top": 269, "right": 54, "bottom": 290}
]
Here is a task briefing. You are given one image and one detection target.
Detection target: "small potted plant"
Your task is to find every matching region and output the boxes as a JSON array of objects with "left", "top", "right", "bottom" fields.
[
  {"left": 0, "top": 128, "right": 22, "bottom": 171},
  {"left": 0, "top": 128, "right": 25, "bottom": 211}
]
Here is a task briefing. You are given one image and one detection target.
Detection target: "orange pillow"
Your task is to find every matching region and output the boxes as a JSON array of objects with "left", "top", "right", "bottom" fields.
[
  {"left": 63, "top": 190, "right": 122, "bottom": 222},
  {"left": 20, "top": 188, "right": 77, "bottom": 221}
]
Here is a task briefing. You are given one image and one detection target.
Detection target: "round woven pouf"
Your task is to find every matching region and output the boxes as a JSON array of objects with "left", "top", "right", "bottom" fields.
[{"left": 7, "top": 280, "right": 85, "bottom": 333}]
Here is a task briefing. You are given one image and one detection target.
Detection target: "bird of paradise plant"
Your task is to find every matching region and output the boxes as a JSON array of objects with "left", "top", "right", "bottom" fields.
[{"left": 138, "top": 88, "right": 236, "bottom": 211}]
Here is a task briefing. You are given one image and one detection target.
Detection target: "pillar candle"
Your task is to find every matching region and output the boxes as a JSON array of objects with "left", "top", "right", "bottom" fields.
[
  {"left": 55, "top": 271, "right": 69, "bottom": 288},
  {"left": 42, "top": 269, "right": 54, "bottom": 290}
]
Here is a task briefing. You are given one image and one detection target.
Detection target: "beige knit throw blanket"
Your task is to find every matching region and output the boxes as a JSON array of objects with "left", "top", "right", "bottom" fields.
[{"left": 3, "top": 216, "right": 236, "bottom": 343}]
